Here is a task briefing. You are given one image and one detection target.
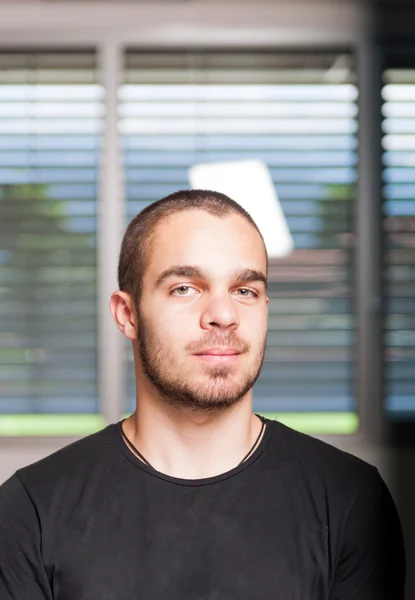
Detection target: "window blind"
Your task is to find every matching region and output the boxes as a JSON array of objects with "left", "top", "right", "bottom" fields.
[
  {"left": 382, "top": 65, "right": 415, "bottom": 419},
  {"left": 0, "top": 51, "right": 102, "bottom": 415},
  {"left": 120, "top": 51, "right": 358, "bottom": 427}
]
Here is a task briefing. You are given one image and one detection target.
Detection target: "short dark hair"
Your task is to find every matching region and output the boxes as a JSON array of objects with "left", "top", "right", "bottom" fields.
[{"left": 117, "top": 189, "right": 267, "bottom": 305}]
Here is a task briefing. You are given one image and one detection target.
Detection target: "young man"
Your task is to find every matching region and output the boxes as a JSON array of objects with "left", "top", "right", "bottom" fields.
[{"left": 0, "top": 190, "right": 406, "bottom": 599}]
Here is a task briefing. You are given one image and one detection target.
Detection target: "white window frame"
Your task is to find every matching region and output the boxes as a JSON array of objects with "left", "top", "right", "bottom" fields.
[{"left": 0, "top": 0, "right": 387, "bottom": 481}]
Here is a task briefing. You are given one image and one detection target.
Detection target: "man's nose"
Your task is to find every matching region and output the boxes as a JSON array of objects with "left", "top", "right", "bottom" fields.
[{"left": 199, "top": 292, "right": 240, "bottom": 330}]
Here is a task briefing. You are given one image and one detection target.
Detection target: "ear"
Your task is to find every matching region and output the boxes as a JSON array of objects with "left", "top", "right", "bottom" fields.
[{"left": 110, "top": 291, "right": 138, "bottom": 341}]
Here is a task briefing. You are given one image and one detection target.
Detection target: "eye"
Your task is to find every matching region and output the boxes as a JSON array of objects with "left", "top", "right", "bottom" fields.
[
  {"left": 233, "top": 288, "right": 258, "bottom": 298},
  {"left": 171, "top": 285, "right": 198, "bottom": 296}
]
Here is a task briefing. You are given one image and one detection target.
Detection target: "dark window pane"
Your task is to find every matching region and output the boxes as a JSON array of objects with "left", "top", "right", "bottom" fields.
[{"left": 382, "top": 67, "right": 415, "bottom": 419}]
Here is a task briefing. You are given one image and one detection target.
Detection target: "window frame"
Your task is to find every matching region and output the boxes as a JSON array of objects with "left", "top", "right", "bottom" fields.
[{"left": 0, "top": 2, "right": 400, "bottom": 450}]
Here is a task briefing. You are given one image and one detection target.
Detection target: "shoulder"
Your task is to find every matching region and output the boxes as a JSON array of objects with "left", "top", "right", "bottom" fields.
[
  {"left": 14, "top": 423, "right": 118, "bottom": 502},
  {"left": 264, "top": 420, "right": 405, "bottom": 577},
  {"left": 265, "top": 419, "right": 379, "bottom": 493}
]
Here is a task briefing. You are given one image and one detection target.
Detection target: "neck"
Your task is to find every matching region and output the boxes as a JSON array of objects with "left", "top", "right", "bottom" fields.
[{"left": 122, "top": 396, "right": 265, "bottom": 480}]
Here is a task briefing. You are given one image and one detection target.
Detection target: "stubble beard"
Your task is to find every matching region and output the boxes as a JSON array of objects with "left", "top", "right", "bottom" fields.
[{"left": 136, "top": 309, "right": 267, "bottom": 415}]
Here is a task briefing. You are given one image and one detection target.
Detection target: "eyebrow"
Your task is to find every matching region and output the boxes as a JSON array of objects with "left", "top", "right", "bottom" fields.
[
  {"left": 155, "top": 265, "right": 268, "bottom": 290},
  {"left": 233, "top": 268, "right": 268, "bottom": 290}
]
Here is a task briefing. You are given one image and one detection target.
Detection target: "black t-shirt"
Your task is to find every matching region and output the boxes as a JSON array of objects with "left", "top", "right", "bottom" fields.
[{"left": 0, "top": 418, "right": 405, "bottom": 600}]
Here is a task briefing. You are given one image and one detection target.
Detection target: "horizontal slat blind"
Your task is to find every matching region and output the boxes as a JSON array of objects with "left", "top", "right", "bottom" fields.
[
  {"left": 0, "top": 51, "right": 102, "bottom": 414},
  {"left": 120, "top": 51, "right": 357, "bottom": 417},
  {"left": 382, "top": 66, "right": 415, "bottom": 418}
]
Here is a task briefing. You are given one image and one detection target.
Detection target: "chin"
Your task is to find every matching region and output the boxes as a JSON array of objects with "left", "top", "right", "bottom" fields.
[{"left": 190, "top": 379, "right": 251, "bottom": 407}]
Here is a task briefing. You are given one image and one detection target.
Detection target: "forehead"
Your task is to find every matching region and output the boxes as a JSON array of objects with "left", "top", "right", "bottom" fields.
[{"left": 146, "top": 209, "right": 267, "bottom": 278}]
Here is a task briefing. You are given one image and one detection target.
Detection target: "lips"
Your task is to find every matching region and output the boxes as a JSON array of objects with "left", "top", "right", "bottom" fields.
[{"left": 194, "top": 348, "right": 241, "bottom": 356}]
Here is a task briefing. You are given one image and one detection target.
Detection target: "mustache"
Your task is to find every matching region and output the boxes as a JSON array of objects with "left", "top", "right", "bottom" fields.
[{"left": 185, "top": 333, "right": 250, "bottom": 354}]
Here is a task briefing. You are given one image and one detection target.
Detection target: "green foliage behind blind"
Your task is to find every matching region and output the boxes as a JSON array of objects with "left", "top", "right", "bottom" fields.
[{"left": 0, "top": 51, "right": 102, "bottom": 414}]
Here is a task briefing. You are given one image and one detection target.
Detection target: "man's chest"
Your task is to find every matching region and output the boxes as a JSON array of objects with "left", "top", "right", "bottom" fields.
[{"left": 47, "top": 496, "right": 331, "bottom": 600}]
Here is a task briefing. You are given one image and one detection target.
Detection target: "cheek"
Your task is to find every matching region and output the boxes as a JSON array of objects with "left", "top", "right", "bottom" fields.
[
  {"left": 152, "top": 295, "right": 200, "bottom": 327},
  {"left": 149, "top": 309, "right": 195, "bottom": 348},
  {"left": 241, "top": 304, "right": 268, "bottom": 333}
]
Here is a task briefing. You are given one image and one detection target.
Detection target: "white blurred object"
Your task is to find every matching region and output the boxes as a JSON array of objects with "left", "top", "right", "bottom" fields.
[{"left": 188, "top": 159, "right": 294, "bottom": 258}]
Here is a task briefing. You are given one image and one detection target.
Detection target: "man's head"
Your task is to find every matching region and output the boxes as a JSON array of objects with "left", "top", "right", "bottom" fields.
[
  {"left": 118, "top": 189, "right": 268, "bottom": 307},
  {"left": 112, "top": 189, "right": 269, "bottom": 414}
]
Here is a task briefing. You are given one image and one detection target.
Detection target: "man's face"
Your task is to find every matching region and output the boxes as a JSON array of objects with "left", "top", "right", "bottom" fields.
[{"left": 136, "top": 209, "right": 269, "bottom": 414}]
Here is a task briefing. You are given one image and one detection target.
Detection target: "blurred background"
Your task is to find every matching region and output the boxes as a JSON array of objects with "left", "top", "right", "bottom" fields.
[{"left": 0, "top": 0, "right": 414, "bottom": 595}]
